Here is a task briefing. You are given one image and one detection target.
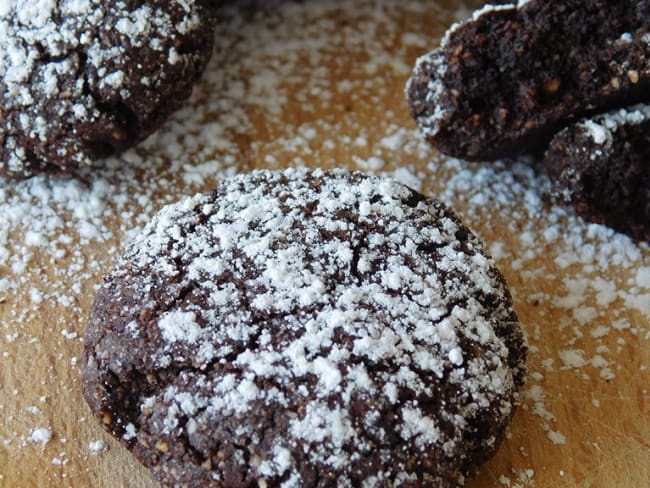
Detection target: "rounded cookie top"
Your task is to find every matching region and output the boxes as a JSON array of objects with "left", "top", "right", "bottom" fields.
[
  {"left": 82, "top": 168, "right": 526, "bottom": 487},
  {"left": 0, "top": 0, "right": 216, "bottom": 178}
]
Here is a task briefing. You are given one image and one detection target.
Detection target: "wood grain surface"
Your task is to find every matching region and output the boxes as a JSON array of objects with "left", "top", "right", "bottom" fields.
[{"left": 1, "top": 2, "right": 648, "bottom": 487}]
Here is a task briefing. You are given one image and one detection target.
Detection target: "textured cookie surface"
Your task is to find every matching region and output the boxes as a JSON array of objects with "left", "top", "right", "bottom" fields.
[
  {"left": 544, "top": 104, "right": 650, "bottom": 242},
  {"left": 82, "top": 168, "right": 526, "bottom": 487},
  {"left": 407, "top": 0, "right": 650, "bottom": 160},
  {"left": 0, "top": 0, "right": 216, "bottom": 178}
]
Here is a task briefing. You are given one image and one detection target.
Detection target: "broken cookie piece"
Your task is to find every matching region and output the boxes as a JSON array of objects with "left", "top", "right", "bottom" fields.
[
  {"left": 407, "top": 1, "right": 650, "bottom": 160},
  {"left": 544, "top": 104, "right": 650, "bottom": 242},
  {"left": 0, "top": 1, "right": 216, "bottom": 178},
  {"left": 82, "top": 167, "right": 526, "bottom": 487}
]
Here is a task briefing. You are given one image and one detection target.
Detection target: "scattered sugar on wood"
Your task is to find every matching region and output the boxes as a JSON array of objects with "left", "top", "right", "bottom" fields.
[
  {"left": 88, "top": 440, "right": 106, "bottom": 455},
  {"left": 28, "top": 427, "right": 51, "bottom": 448}
]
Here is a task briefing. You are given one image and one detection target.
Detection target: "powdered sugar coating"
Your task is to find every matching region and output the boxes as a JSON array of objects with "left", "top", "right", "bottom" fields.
[
  {"left": 578, "top": 103, "right": 650, "bottom": 147},
  {"left": 83, "top": 168, "right": 525, "bottom": 487},
  {"left": 0, "top": 0, "right": 215, "bottom": 178},
  {"left": 441, "top": 3, "right": 516, "bottom": 49},
  {"left": 406, "top": 49, "right": 451, "bottom": 140}
]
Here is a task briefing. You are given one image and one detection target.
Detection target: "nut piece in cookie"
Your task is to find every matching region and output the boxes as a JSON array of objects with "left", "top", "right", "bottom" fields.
[
  {"left": 82, "top": 168, "right": 526, "bottom": 487},
  {"left": 544, "top": 104, "right": 650, "bottom": 242},
  {"left": 407, "top": 1, "right": 650, "bottom": 160},
  {"left": 0, "top": 1, "right": 216, "bottom": 178}
]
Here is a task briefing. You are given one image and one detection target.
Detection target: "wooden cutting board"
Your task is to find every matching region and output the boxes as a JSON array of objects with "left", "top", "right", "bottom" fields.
[{"left": 1, "top": 2, "right": 648, "bottom": 487}]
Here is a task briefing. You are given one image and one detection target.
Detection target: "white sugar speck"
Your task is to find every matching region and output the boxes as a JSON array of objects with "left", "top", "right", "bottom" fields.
[
  {"left": 89, "top": 439, "right": 106, "bottom": 454},
  {"left": 28, "top": 427, "right": 52, "bottom": 447}
]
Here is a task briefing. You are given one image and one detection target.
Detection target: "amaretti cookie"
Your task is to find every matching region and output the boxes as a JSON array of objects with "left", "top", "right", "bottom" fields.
[
  {"left": 407, "top": 1, "right": 650, "bottom": 160},
  {"left": 82, "top": 168, "right": 526, "bottom": 487},
  {"left": 0, "top": 1, "right": 216, "bottom": 178},
  {"left": 544, "top": 104, "right": 650, "bottom": 242}
]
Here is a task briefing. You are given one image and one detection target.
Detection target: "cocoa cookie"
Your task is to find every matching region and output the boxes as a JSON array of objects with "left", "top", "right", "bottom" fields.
[
  {"left": 0, "top": 1, "right": 216, "bottom": 178},
  {"left": 407, "top": 1, "right": 650, "bottom": 160},
  {"left": 82, "top": 168, "right": 526, "bottom": 487},
  {"left": 544, "top": 104, "right": 650, "bottom": 242}
]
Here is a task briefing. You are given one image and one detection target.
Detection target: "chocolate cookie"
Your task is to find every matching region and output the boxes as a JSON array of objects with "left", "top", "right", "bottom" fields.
[
  {"left": 544, "top": 104, "right": 650, "bottom": 242},
  {"left": 0, "top": 1, "right": 216, "bottom": 178},
  {"left": 407, "top": 1, "right": 650, "bottom": 160},
  {"left": 82, "top": 168, "right": 526, "bottom": 487}
]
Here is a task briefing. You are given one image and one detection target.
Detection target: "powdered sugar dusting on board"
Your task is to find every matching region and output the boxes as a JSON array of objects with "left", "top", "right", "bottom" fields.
[{"left": 86, "top": 167, "right": 524, "bottom": 485}]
